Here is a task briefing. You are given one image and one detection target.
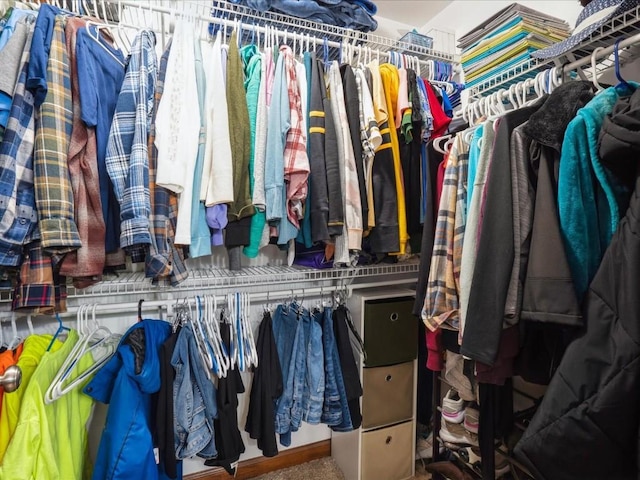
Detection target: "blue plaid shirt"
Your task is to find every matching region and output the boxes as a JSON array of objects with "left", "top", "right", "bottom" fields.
[
  {"left": 0, "top": 23, "right": 37, "bottom": 267},
  {"left": 105, "top": 30, "right": 157, "bottom": 261}
]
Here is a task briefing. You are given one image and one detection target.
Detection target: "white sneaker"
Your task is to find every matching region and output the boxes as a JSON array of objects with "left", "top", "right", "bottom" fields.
[
  {"left": 439, "top": 420, "right": 478, "bottom": 447},
  {"left": 442, "top": 389, "right": 466, "bottom": 423}
]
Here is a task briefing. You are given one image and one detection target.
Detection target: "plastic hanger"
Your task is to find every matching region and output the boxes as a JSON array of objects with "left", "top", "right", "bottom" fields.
[
  {"left": 85, "top": 21, "right": 125, "bottom": 68},
  {"left": 47, "top": 313, "right": 70, "bottom": 352},
  {"left": 591, "top": 47, "right": 606, "bottom": 92},
  {"left": 432, "top": 135, "right": 452, "bottom": 154},
  {"left": 243, "top": 292, "right": 257, "bottom": 368},
  {"left": 205, "top": 295, "right": 228, "bottom": 378},
  {"left": 191, "top": 296, "right": 215, "bottom": 378},
  {"left": 614, "top": 38, "right": 632, "bottom": 90},
  {"left": 45, "top": 304, "right": 119, "bottom": 403},
  {"left": 7, "top": 313, "right": 22, "bottom": 351}
]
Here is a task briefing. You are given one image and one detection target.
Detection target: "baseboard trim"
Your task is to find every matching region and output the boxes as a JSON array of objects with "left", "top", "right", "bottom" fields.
[{"left": 185, "top": 440, "right": 331, "bottom": 480}]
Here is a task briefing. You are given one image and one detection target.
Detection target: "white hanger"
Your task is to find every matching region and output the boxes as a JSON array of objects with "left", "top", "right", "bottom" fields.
[
  {"left": 45, "top": 304, "right": 119, "bottom": 404},
  {"left": 241, "top": 292, "right": 258, "bottom": 369},
  {"left": 591, "top": 47, "right": 606, "bottom": 92},
  {"left": 85, "top": 21, "right": 125, "bottom": 68},
  {"left": 191, "top": 296, "right": 214, "bottom": 378},
  {"left": 204, "top": 295, "right": 228, "bottom": 378},
  {"left": 432, "top": 135, "right": 452, "bottom": 154},
  {"left": 7, "top": 313, "right": 22, "bottom": 351}
]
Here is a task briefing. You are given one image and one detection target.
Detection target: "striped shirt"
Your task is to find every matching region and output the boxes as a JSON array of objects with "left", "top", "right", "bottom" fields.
[{"left": 423, "top": 134, "right": 469, "bottom": 331}]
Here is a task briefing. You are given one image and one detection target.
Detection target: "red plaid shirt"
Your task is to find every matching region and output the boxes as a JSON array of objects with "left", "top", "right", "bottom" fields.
[{"left": 281, "top": 46, "right": 309, "bottom": 228}]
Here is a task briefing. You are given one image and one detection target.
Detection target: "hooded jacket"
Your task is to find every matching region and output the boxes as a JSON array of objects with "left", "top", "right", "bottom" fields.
[
  {"left": 514, "top": 170, "right": 640, "bottom": 480},
  {"left": 558, "top": 82, "right": 637, "bottom": 299},
  {"left": 85, "top": 320, "right": 172, "bottom": 480}
]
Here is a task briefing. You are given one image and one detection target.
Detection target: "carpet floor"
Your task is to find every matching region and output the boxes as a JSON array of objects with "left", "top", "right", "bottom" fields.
[{"left": 249, "top": 457, "right": 432, "bottom": 479}]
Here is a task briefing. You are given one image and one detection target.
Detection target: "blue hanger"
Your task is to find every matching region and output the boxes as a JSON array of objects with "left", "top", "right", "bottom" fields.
[
  {"left": 47, "top": 313, "right": 70, "bottom": 352},
  {"left": 614, "top": 38, "right": 632, "bottom": 90},
  {"left": 323, "top": 36, "right": 330, "bottom": 69}
]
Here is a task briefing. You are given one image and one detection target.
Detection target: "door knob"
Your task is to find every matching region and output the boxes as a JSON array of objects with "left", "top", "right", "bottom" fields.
[{"left": 0, "top": 365, "right": 22, "bottom": 393}]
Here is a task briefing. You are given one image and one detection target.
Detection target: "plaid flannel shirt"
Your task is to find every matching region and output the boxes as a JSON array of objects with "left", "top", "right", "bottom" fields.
[
  {"left": 106, "top": 30, "right": 156, "bottom": 261},
  {"left": 12, "top": 240, "right": 66, "bottom": 314},
  {"left": 33, "top": 15, "right": 80, "bottom": 254},
  {"left": 146, "top": 40, "right": 187, "bottom": 285},
  {"left": 281, "top": 45, "right": 309, "bottom": 228},
  {"left": 422, "top": 134, "right": 469, "bottom": 331},
  {"left": 59, "top": 17, "right": 105, "bottom": 286},
  {"left": 0, "top": 22, "right": 37, "bottom": 267}
]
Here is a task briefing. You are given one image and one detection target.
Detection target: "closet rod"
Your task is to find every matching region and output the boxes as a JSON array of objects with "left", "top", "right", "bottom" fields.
[{"left": 0, "top": 278, "right": 413, "bottom": 322}]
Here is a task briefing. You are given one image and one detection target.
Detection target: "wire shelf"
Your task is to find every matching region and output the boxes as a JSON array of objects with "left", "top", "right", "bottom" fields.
[
  {"left": 0, "top": 262, "right": 420, "bottom": 306},
  {"left": 466, "top": 4, "right": 640, "bottom": 100},
  {"left": 104, "top": 0, "right": 457, "bottom": 64}
]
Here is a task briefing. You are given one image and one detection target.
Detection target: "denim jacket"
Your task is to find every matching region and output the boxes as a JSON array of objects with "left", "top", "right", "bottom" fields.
[{"left": 172, "top": 323, "right": 218, "bottom": 459}]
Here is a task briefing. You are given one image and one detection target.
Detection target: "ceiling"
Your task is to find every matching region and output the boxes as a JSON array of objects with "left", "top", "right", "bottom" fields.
[{"left": 374, "top": 0, "right": 452, "bottom": 29}]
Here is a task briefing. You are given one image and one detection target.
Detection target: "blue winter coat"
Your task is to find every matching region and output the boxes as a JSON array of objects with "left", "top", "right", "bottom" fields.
[{"left": 84, "top": 319, "right": 172, "bottom": 480}]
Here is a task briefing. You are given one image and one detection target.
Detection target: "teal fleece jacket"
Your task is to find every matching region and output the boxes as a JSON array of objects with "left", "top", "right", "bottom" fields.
[{"left": 558, "top": 82, "right": 637, "bottom": 298}]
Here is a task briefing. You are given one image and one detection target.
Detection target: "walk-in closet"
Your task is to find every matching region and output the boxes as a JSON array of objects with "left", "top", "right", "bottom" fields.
[{"left": 0, "top": 1, "right": 636, "bottom": 479}]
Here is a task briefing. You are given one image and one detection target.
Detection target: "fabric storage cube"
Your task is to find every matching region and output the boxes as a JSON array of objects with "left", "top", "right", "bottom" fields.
[
  {"left": 362, "top": 361, "right": 414, "bottom": 429},
  {"left": 363, "top": 298, "right": 417, "bottom": 367},
  {"left": 361, "top": 421, "right": 413, "bottom": 480}
]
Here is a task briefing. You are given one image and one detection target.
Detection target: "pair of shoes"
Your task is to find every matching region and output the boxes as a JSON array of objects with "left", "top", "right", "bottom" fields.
[
  {"left": 442, "top": 389, "right": 465, "bottom": 423},
  {"left": 440, "top": 419, "right": 479, "bottom": 447},
  {"left": 416, "top": 431, "right": 445, "bottom": 460},
  {"left": 442, "top": 390, "right": 479, "bottom": 432}
]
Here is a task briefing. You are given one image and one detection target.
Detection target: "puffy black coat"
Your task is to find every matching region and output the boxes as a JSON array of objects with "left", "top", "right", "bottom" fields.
[{"left": 514, "top": 172, "right": 640, "bottom": 479}]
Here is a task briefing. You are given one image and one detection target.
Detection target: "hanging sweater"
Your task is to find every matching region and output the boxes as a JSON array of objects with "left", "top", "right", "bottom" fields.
[
  {"left": 379, "top": 63, "right": 408, "bottom": 255},
  {"left": 225, "top": 31, "right": 256, "bottom": 248},
  {"left": 307, "top": 53, "right": 341, "bottom": 244},
  {"left": 242, "top": 45, "right": 265, "bottom": 258},
  {"left": 367, "top": 61, "right": 399, "bottom": 253},
  {"left": 201, "top": 33, "right": 234, "bottom": 207},
  {"left": 155, "top": 18, "right": 200, "bottom": 245},
  {"left": 189, "top": 38, "right": 213, "bottom": 258},
  {"left": 328, "top": 61, "right": 351, "bottom": 264}
]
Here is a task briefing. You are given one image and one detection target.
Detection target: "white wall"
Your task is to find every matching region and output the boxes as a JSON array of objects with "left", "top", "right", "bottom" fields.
[{"left": 420, "top": 0, "right": 583, "bottom": 43}]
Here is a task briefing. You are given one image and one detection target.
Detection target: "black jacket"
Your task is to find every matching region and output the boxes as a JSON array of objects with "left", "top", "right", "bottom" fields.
[
  {"left": 514, "top": 171, "right": 640, "bottom": 480},
  {"left": 308, "top": 54, "right": 343, "bottom": 242},
  {"left": 519, "top": 82, "right": 593, "bottom": 326},
  {"left": 245, "top": 311, "right": 283, "bottom": 457},
  {"left": 462, "top": 104, "right": 540, "bottom": 365}
]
